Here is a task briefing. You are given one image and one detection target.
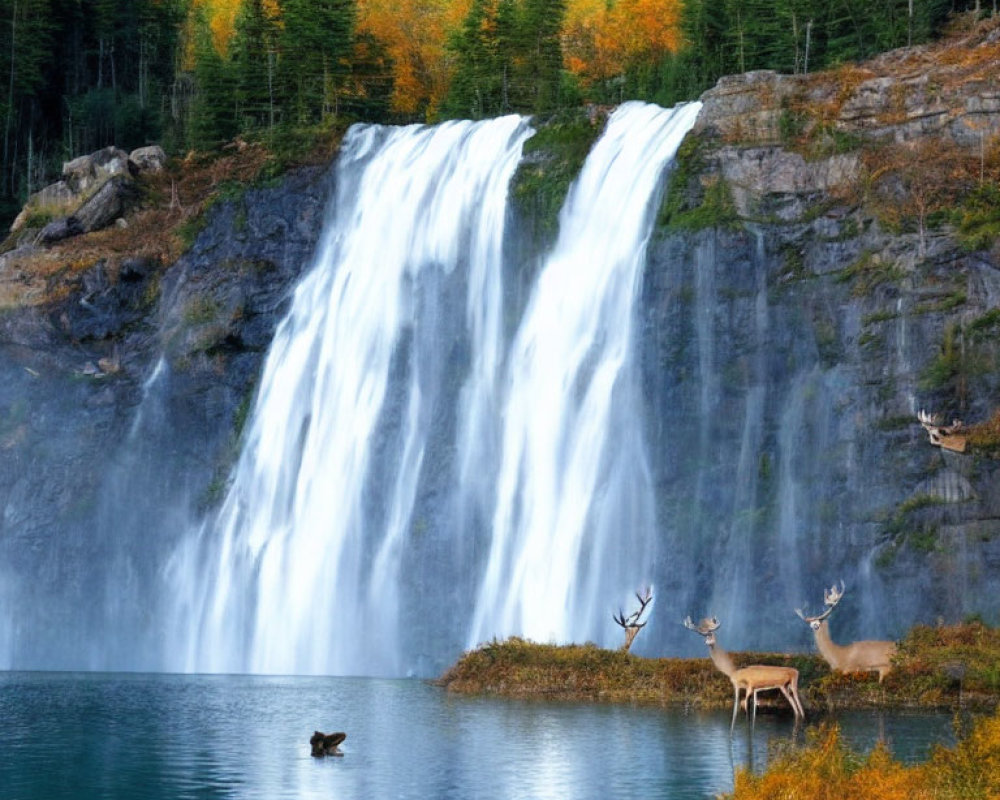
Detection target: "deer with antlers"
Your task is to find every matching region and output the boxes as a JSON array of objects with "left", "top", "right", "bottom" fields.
[
  {"left": 795, "top": 581, "right": 897, "bottom": 682},
  {"left": 917, "top": 409, "right": 967, "bottom": 453},
  {"left": 613, "top": 587, "right": 653, "bottom": 652},
  {"left": 683, "top": 616, "right": 805, "bottom": 730}
]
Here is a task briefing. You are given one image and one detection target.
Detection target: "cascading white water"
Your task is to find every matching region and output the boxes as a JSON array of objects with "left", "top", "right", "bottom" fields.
[
  {"left": 467, "top": 101, "right": 702, "bottom": 647},
  {"left": 166, "top": 101, "right": 701, "bottom": 676},
  {"left": 166, "top": 116, "right": 534, "bottom": 676}
]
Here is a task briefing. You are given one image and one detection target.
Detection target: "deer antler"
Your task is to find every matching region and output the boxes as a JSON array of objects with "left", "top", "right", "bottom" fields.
[
  {"left": 683, "top": 615, "right": 720, "bottom": 635},
  {"left": 918, "top": 409, "right": 941, "bottom": 428},
  {"left": 614, "top": 586, "right": 653, "bottom": 651},
  {"left": 824, "top": 580, "right": 845, "bottom": 607},
  {"left": 918, "top": 410, "right": 967, "bottom": 452},
  {"left": 795, "top": 580, "right": 845, "bottom": 624}
]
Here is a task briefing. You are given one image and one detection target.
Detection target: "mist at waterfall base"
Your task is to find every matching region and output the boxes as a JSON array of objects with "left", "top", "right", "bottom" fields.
[{"left": 2, "top": 97, "right": 964, "bottom": 677}]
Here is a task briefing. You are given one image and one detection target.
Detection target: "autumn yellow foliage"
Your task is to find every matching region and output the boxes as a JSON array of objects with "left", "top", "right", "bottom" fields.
[
  {"left": 726, "top": 712, "right": 1000, "bottom": 800},
  {"left": 190, "top": 0, "right": 242, "bottom": 54},
  {"left": 186, "top": 0, "right": 683, "bottom": 116},
  {"left": 564, "top": 0, "right": 681, "bottom": 83},
  {"left": 357, "top": 0, "right": 471, "bottom": 117}
]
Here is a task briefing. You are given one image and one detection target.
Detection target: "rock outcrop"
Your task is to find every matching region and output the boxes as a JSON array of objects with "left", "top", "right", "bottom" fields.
[
  {"left": 0, "top": 162, "right": 332, "bottom": 668},
  {"left": 7, "top": 144, "right": 168, "bottom": 246}
]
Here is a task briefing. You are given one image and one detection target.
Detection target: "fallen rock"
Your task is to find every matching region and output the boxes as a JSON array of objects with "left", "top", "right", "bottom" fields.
[
  {"left": 74, "top": 175, "right": 139, "bottom": 234},
  {"left": 129, "top": 145, "right": 167, "bottom": 174},
  {"left": 36, "top": 216, "right": 84, "bottom": 245},
  {"left": 62, "top": 146, "right": 133, "bottom": 194}
]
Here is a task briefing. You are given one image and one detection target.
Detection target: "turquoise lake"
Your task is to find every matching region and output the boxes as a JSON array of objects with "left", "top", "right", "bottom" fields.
[{"left": 0, "top": 671, "right": 958, "bottom": 799}]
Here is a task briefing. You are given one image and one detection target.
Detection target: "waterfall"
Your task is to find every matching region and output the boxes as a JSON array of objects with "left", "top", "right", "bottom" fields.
[
  {"left": 468, "top": 101, "right": 702, "bottom": 647},
  {"left": 166, "top": 116, "right": 533, "bottom": 676},
  {"left": 165, "top": 101, "right": 701, "bottom": 677}
]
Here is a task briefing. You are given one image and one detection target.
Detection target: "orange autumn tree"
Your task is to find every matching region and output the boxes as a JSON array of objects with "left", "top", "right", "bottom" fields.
[
  {"left": 357, "top": 0, "right": 471, "bottom": 118},
  {"left": 563, "top": 0, "right": 681, "bottom": 94}
]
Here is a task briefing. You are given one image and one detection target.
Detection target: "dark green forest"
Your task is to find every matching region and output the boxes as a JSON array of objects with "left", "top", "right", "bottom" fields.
[{"left": 0, "top": 0, "right": 993, "bottom": 230}]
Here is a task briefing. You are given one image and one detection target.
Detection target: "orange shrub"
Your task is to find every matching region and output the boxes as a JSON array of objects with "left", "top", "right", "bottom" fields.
[{"left": 726, "top": 711, "right": 1000, "bottom": 800}]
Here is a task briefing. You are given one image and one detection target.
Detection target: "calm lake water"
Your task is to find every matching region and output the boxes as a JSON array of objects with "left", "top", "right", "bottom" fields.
[{"left": 1, "top": 672, "right": 955, "bottom": 800}]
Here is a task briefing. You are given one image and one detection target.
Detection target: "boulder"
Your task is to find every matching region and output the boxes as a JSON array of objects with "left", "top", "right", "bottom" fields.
[
  {"left": 9, "top": 181, "right": 76, "bottom": 233},
  {"left": 129, "top": 145, "right": 167, "bottom": 174},
  {"left": 8, "top": 144, "right": 147, "bottom": 238},
  {"left": 36, "top": 216, "right": 84, "bottom": 245},
  {"left": 62, "top": 146, "right": 133, "bottom": 194},
  {"left": 73, "top": 175, "right": 139, "bottom": 234}
]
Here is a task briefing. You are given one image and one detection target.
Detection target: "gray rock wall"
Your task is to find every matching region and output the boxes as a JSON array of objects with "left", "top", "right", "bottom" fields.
[
  {"left": 642, "top": 145, "right": 1000, "bottom": 657},
  {"left": 0, "top": 164, "right": 332, "bottom": 669}
]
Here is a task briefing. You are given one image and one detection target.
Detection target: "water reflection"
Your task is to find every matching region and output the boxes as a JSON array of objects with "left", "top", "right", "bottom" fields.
[{"left": 0, "top": 673, "right": 954, "bottom": 800}]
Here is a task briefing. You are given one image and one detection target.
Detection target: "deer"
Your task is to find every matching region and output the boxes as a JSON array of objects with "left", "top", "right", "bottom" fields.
[
  {"left": 613, "top": 587, "right": 653, "bottom": 652},
  {"left": 917, "top": 409, "right": 967, "bottom": 453},
  {"left": 795, "top": 581, "right": 897, "bottom": 682},
  {"left": 683, "top": 616, "right": 805, "bottom": 731}
]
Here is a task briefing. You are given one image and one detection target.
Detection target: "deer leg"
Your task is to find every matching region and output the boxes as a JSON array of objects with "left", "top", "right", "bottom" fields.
[
  {"left": 731, "top": 686, "right": 740, "bottom": 732},
  {"left": 778, "top": 684, "right": 798, "bottom": 718},
  {"left": 751, "top": 689, "right": 759, "bottom": 728},
  {"left": 786, "top": 677, "right": 805, "bottom": 718}
]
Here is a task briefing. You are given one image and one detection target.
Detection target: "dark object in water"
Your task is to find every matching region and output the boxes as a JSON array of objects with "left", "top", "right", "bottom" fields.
[{"left": 310, "top": 730, "right": 346, "bottom": 757}]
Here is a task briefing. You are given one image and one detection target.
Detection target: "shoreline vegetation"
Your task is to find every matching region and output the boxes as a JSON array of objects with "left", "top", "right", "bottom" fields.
[
  {"left": 725, "top": 712, "right": 1000, "bottom": 799},
  {"left": 439, "top": 623, "right": 1000, "bottom": 798},
  {"left": 437, "top": 621, "right": 1000, "bottom": 712}
]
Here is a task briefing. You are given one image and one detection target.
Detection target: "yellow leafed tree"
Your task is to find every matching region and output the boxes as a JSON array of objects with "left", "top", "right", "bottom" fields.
[
  {"left": 357, "top": 0, "right": 471, "bottom": 117},
  {"left": 564, "top": 0, "right": 681, "bottom": 86}
]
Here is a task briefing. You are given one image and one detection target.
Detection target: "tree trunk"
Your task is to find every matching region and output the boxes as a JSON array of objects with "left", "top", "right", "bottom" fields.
[
  {"left": 804, "top": 20, "right": 812, "bottom": 74},
  {"left": 267, "top": 49, "right": 275, "bottom": 131},
  {"left": 4, "top": 0, "right": 17, "bottom": 197}
]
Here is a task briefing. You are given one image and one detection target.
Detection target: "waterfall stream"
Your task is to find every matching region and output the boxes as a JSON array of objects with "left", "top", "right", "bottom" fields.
[
  {"left": 468, "top": 102, "right": 702, "bottom": 647},
  {"left": 164, "top": 102, "right": 701, "bottom": 676}
]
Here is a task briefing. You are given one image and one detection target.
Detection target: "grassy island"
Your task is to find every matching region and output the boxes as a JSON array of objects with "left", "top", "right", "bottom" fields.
[{"left": 438, "top": 622, "right": 1000, "bottom": 713}]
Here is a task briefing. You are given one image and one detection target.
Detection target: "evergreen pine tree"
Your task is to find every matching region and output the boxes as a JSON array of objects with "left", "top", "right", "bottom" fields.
[
  {"left": 231, "top": 0, "right": 279, "bottom": 132},
  {"left": 445, "top": 0, "right": 502, "bottom": 118},
  {"left": 190, "top": 12, "right": 237, "bottom": 150},
  {"left": 1, "top": 0, "right": 53, "bottom": 198},
  {"left": 278, "top": 0, "right": 356, "bottom": 124},
  {"left": 516, "top": 0, "right": 566, "bottom": 113}
]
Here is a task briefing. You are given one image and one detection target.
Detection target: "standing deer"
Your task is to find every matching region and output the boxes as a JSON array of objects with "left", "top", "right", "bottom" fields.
[
  {"left": 795, "top": 581, "right": 897, "bottom": 682},
  {"left": 683, "top": 616, "right": 805, "bottom": 731},
  {"left": 613, "top": 587, "right": 653, "bottom": 651}
]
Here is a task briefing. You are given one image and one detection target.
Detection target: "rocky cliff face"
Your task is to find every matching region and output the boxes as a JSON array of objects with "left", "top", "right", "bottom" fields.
[
  {"left": 0, "top": 164, "right": 331, "bottom": 667},
  {"left": 641, "top": 21, "right": 1000, "bottom": 654}
]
